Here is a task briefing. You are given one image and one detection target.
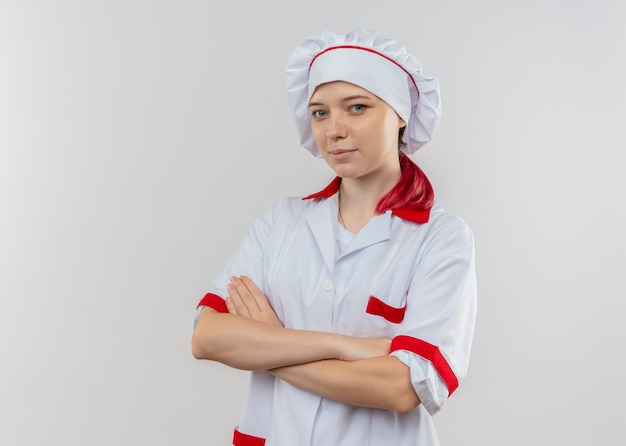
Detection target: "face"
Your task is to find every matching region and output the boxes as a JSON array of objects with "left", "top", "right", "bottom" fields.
[{"left": 308, "top": 81, "right": 405, "bottom": 181}]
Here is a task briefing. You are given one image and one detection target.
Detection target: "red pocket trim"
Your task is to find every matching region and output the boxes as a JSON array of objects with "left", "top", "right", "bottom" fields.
[
  {"left": 366, "top": 295, "right": 406, "bottom": 323},
  {"left": 233, "top": 427, "right": 266, "bottom": 446},
  {"left": 391, "top": 335, "right": 459, "bottom": 396},
  {"left": 196, "top": 292, "right": 228, "bottom": 313}
]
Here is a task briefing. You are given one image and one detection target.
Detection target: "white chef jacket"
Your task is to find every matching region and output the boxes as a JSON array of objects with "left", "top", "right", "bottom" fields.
[{"left": 196, "top": 177, "right": 477, "bottom": 446}]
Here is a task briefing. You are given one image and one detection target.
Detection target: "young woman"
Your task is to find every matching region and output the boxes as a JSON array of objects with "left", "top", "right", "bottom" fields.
[{"left": 192, "top": 28, "right": 477, "bottom": 446}]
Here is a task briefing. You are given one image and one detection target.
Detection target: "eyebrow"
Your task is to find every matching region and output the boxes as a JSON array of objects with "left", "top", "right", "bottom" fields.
[{"left": 308, "top": 94, "right": 374, "bottom": 108}]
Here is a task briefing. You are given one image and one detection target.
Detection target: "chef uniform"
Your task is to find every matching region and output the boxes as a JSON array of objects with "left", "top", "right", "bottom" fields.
[{"left": 195, "top": 28, "right": 478, "bottom": 446}]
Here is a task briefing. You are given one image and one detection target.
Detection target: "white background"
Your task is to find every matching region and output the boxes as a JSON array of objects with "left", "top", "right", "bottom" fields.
[{"left": 1, "top": 1, "right": 625, "bottom": 445}]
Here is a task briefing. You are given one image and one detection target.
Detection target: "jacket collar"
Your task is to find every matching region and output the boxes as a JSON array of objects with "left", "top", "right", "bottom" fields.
[{"left": 302, "top": 176, "right": 431, "bottom": 224}]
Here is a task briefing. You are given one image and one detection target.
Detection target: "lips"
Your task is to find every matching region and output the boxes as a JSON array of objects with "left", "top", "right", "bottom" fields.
[{"left": 328, "top": 148, "right": 357, "bottom": 160}]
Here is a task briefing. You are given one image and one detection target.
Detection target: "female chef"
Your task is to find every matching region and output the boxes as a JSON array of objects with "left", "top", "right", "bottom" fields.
[{"left": 192, "top": 28, "right": 477, "bottom": 446}]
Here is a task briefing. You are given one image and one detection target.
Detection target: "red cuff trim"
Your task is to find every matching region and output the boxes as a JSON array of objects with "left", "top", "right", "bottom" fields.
[
  {"left": 233, "top": 427, "right": 266, "bottom": 446},
  {"left": 196, "top": 293, "right": 228, "bottom": 313},
  {"left": 366, "top": 295, "right": 406, "bottom": 323},
  {"left": 390, "top": 335, "right": 459, "bottom": 396}
]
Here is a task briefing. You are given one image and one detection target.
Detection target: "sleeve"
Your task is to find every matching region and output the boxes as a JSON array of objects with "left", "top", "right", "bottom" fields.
[
  {"left": 389, "top": 214, "right": 478, "bottom": 416},
  {"left": 193, "top": 199, "right": 282, "bottom": 326}
]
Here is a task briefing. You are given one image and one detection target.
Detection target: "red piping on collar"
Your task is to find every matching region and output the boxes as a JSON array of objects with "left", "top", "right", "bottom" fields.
[
  {"left": 302, "top": 176, "right": 341, "bottom": 200},
  {"left": 302, "top": 177, "right": 430, "bottom": 224},
  {"left": 391, "top": 207, "right": 430, "bottom": 224},
  {"left": 310, "top": 45, "right": 420, "bottom": 98}
]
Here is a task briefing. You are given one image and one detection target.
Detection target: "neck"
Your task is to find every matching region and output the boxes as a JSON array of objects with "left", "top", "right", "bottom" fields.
[
  {"left": 340, "top": 167, "right": 401, "bottom": 212},
  {"left": 337, "top": 165, "right": 401, "bottom": 232}
]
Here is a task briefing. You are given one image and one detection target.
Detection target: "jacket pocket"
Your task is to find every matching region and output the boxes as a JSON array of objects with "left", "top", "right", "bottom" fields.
[{"left": 366, "top": 295, "right": 406, "bottom": 323}]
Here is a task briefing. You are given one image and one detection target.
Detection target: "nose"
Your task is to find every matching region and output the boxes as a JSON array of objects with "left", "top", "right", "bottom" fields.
[{"left": 326, "top": 113, "right": 347, "bottom": 140}]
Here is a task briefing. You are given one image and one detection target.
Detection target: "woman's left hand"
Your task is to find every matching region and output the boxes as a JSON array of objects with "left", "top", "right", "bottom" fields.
[{"left": 226, "top": 275, "right": 283, "bottom": 327}]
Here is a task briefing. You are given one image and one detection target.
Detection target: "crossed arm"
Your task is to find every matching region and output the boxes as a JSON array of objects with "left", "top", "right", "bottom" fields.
[{"left": 191, "top": 276, "right": 421, "bottom": 413}]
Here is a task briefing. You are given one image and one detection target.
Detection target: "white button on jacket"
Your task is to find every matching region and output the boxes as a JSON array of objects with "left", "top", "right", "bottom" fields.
[{"left": 323, "top": 280, "right": 334, "bottom": 292}]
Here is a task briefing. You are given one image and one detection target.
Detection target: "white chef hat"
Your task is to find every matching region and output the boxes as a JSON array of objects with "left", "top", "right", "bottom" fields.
[{"left": 285, "top": 28, "right": 442, "bottom": 158}]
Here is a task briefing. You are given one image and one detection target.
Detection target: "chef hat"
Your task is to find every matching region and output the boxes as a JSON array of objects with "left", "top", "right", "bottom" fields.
[{"left": 285, "top": 28, "right": 442, "bottom": 158}]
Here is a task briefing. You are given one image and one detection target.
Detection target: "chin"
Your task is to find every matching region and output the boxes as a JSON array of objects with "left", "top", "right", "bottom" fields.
[
  {"left": 326, "top": 162, "right": 345, "bottom": 173},
  {"left": 330, "top": 167, "right": 362, "bottom": 180}
]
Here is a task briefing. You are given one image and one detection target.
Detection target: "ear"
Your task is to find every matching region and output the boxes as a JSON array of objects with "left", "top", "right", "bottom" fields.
[{"left": 398, "top": 118, "right": 407, "bottom": 129}]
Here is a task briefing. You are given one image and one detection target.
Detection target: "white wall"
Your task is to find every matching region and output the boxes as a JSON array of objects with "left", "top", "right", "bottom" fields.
[{"left": 1, "top": 1, "right": 624, "bottom": 445}]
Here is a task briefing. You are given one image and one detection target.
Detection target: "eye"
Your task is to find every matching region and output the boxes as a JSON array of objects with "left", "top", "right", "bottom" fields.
[
  {"left": 311, "top": 109, "right": 328, "bottom": 119},
  {"left": 349, "top": 104, "right": 366, "bottom": 113}
]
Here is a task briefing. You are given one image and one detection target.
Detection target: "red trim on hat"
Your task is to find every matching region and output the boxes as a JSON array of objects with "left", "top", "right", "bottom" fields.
[
  {"left": 366, "top": 295, "right": 406, "bottom": 323},
  {"left": 302, "top": 177, "right": 429, "bottom": 223},
  {"left": 310, "top": 45, "right": 420, "bottom": 97},
  {"left": 196, "top": 292, "right": 228, "bottom": 313},
  {"left": 233, "top": 427, "right": 266, "bottom": 446},
  {"left": 390, "top": 335, "right": 459, "bottom": 396}
]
